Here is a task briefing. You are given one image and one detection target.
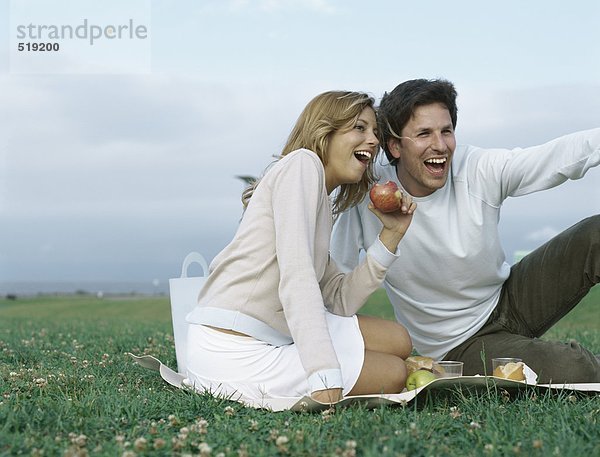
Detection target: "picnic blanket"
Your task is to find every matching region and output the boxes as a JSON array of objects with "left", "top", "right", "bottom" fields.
[{"left": 129, "top": 353, "right": 600, "bottom": 412}]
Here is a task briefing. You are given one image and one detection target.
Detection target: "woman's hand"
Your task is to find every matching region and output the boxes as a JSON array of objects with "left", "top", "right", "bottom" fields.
[
  {"left": 311, "top": 388, "right": 343, "bottom": 404},
  {"left": 368, "top": 192, "right": 417, "bottom": 254}
]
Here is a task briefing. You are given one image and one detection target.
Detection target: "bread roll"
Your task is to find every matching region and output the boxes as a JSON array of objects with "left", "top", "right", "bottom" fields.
[{"left": 405, "top": 356, "right": 434, "bottom": 374}]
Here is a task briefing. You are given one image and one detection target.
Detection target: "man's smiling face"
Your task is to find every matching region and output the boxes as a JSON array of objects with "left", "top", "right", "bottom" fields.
[{"left": 388, "top": 102, "right": 456, "bottom": 197}]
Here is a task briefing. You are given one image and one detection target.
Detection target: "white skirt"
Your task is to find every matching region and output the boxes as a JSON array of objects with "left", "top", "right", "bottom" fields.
[{"left": 185, "top": 313, "right": 364, "bottom": 400}]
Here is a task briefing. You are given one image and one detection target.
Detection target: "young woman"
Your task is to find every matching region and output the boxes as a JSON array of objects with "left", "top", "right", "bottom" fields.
[{"left": 186, "top": 91, "right": 415, "bottom": 404}]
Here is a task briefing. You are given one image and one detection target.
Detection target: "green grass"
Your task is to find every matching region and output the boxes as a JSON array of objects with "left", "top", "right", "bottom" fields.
[{"left": 0, "top": 288, "right": 598, "bottom": 456}]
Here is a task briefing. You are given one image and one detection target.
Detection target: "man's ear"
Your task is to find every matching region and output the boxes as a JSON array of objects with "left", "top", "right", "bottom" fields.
[{"left": 387, "top": 138, "right": 402, "bottom": 159}]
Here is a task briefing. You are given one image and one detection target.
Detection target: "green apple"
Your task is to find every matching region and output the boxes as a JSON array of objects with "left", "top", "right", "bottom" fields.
[{"left": 406, "top": 369, "right": 436, "bottom": 390}]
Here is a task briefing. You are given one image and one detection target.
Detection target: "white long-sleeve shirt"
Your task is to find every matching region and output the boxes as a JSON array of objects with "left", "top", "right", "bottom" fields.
[
  {"left": 187, "top": 148, "right": 400, "bottom": 393},
  {"left": 331, "top": 129, "right": 600, "bottom": 360}
]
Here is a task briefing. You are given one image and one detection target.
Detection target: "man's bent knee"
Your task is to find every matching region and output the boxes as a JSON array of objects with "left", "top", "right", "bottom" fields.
[
  {"left": 571, "top": 214, "right": 600, "bottom": 244},
  {"left": 530, "top": 339, "right": 600, "bottom": 383},
  {"left": 559, "top": 339, "right": 600, "bottom": 382}
]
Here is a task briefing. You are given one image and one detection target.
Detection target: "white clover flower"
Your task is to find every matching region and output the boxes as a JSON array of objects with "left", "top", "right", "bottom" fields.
[
  {"left": 134, "top": 437, "right": 147, "bottom": 451},
  {"left": 153, "top": 438, "right": 166, "bottom": 450},
  {"left": 74, "top": 434, "right": 87, "bottom": 447},
  {"left": 224, "top": 406, "right": 235, "bottom": 416},
  {"left": 275, "top": 435, "right": 289, "bottom": 453},
  {"left": 275, "top": 436, "right": 289, "bottom": 446},
  {"left": 196, "top": 418, "right": 209, "bottom": 434},
  {"left": 198, "top": 442, "right": 212, "bottom": 456},
  {"left": 34, "top": 378, "right": 48, "bottom": 388}
]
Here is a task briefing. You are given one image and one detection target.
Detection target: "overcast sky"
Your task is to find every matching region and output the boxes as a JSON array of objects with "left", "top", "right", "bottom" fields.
[{"left": 1, "top": 0, "right": 599, "bottom": 291}]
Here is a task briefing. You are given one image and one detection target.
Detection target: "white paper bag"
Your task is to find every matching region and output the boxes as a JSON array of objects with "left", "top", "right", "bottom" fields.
[{"left": 169, "top": 252, "right": 209, "bottom": 375}]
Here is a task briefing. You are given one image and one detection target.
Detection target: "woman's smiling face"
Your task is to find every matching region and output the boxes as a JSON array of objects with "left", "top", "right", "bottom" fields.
[{"left": 324, "top": 106, "right": 379, "bottom": 194}]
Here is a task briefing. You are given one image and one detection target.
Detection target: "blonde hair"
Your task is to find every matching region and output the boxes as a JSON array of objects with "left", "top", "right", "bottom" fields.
[{"left": 242, "top": 90, "right": 378, "bottom": 215}]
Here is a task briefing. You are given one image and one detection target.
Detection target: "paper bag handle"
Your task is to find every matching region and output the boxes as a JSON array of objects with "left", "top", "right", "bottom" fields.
[{"left": 180, "top": 252, "right": 209, "bottom": 278}]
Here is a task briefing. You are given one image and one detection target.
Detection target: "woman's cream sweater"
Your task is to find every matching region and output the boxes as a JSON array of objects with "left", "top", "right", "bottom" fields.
[{"left": 187, "top": 149, "right": 400, "bottom": 393}]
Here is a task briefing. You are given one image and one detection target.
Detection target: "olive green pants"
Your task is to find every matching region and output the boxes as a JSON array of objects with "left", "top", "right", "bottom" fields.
[{"left": 445, "top": 215, "right": 600, "bottom": 383}]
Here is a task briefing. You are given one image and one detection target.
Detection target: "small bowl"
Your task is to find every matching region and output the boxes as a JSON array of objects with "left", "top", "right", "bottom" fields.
[
  {"left": 492, "top": 357, "right": 522, "bottom": 372},
  {"left": 433, "top": 360, "right": 463, "bottom": 378}
]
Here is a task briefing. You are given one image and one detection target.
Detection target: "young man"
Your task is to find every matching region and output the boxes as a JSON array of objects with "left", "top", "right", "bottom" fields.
[{"left": 331, "top": 79, "right": 600, "bottom": 383}]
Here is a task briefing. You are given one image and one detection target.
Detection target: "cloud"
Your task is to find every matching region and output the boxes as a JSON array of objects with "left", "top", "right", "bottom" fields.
[
  {"left": 497, "top": 168, "right": 600, "bottom": 263},
  {"left": 458, "top": 83, "right": 600, "bottom": 148},
  {"left": 526, "top": 226, "right": 560, "bottom": 243},
  {"left": 0, "top": 74, "right": 321, "bottom": 282},
  {"left": 1, "top": 75, "right": 310, "bottom": 212}
]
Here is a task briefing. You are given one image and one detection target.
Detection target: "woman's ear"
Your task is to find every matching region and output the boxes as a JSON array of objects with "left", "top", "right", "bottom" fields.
[{"left": 387, "top": 138, "right": 402, "bottom": 159}]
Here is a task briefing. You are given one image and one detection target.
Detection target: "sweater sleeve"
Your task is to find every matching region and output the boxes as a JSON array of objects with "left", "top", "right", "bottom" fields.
[
  {"left": 467, "top": 128, "right": 600, "bottom": 205},
  {"left": 270, "top": 152, "right": 343, "bottom": 393}
]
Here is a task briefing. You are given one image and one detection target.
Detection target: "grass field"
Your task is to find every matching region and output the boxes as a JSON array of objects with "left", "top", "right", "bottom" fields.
[{"left": 1, "top": 287, "right": 599, "bottom": 456}]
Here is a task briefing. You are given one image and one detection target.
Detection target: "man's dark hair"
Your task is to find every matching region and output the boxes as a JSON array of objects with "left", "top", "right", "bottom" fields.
[{"left": 378, "top": 79, "right": 458, "bottom": 165}]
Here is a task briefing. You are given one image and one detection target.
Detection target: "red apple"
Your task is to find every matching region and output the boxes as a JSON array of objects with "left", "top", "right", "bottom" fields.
[{"left": 370, "top": 181, "right": 402, "bottom": 213}]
